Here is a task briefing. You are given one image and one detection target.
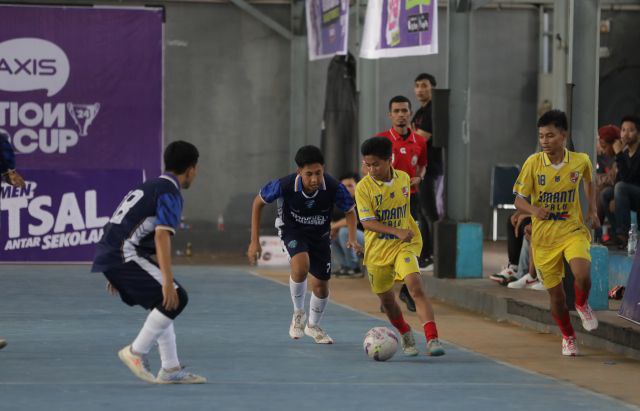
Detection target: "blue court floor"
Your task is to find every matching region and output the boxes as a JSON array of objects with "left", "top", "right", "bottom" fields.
[{"left": 0, "top": 266, "right": 636, "bottom": 411}]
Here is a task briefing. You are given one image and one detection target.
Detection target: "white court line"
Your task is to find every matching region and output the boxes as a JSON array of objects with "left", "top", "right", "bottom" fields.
[{"left": 245, "top": 269, "right": 640, "bottom": 411}]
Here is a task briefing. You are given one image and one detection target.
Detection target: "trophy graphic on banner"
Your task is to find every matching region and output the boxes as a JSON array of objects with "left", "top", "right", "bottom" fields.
[{"left": 67, "top": 103, "right": 100, "bottom": 136}]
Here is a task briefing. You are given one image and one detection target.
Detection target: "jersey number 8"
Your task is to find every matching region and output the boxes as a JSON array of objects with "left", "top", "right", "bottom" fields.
[{"left": 110, "top": 190, "right": 144, "bottom": 224}]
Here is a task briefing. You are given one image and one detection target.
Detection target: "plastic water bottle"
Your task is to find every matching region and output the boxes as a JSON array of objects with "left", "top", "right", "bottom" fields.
[
  {"left": 217, "top": 214, "right": 225, "bottom": 232},
  {"left": 628, "top": 224, "right": 638, "bottom": 256}
]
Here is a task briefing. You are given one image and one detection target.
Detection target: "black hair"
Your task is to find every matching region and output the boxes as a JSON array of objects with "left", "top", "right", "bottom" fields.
[
  {"left": 621, "top": 115, "right": 640, "bottom": 130},
  {"left": 295, "top": 145, "right": 324, "bottom": 167},
  {"left": 537, "top": 109, "right": 568, "bottom": 131},
  {"left": 164, "top": 141, "right": 199, "bottom": 174},
  {"left": 414, "top": 73, "right": 437, "bottom": 87},
  {"left": 361, "top": 137, "right": 392, "bottom": 160},
  {"left": 388, "top": 95, "right": 412, "bottom": 111},
  {"left": 339, "top": 172, "right": 360, "bottom": 182}
]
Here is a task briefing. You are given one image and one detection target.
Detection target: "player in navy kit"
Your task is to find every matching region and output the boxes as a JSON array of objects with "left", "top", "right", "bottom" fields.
[
  {"left": 247, "top": 145, "right": 361, "bottom": 344},
  {"left": 92, "top": 141, "right": 205, "bottom": 384}
]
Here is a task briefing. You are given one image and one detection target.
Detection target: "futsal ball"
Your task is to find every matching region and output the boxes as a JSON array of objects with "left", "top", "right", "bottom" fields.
[{"left": 363, "top": 327, "right": 398, "bottom": 361}]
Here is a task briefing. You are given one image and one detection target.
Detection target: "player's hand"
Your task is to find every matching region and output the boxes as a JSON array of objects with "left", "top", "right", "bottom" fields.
[
  {"left": 533, "top": 207, "right": 550, "bottom": 220},
  {"left": 410, "top": 177, "right": 422, "bottom": 187},
  {"left": 4, "top": 170, "right": 25, "bottom": 188},
  {"left": 247, "top": 241, "right": 262, "bottom": 265},
  {"left": 613, "top": 139, "right": 623, "bottom": 154},
  {"left": 347, "top": 240, "right": 363, "bottom": 255},
  {"left": 514, "top": 213, "right": 530, "bottom": 238},
  {"left": 587, "top": 210, "right": 601, "bottom": 230},
  {"left": 394, "top": 228, "right": 414, "bottom": 243},
  {"left": 106, "top": 282, "right": 119, "bottom": 296},
  {"left": 162, "top": 284, "right": 179, "bottom": 311},
  {"left": 524, "top": 224, "right": 532, "bottom": 241}
]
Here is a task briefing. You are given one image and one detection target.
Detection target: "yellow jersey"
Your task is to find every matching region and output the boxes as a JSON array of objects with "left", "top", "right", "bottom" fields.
[
  {"left": 513, "top": 149, "right": 592, "bottom": 247},
  {"left": 355, "top": 169, "right": 422, "bottom": 267}
]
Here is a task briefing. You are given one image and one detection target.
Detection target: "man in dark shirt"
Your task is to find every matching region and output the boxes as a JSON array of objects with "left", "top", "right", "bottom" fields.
[
  {"left": 605, "top": 115, "right": 640, "bottom": 246},
  {"left": 412, "top": 73, "right": 443, "bottom": 268},
  {"left": 330, "top": 172, "right": 365, "bottom": 277}
]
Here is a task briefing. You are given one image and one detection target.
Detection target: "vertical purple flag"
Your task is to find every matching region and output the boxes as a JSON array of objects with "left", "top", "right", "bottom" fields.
[
  {"left": 0, "top": 5, "right": 163, "bottom": 263},
  {"left": 306, "top": 0, "right": 349, "bottom": 61},
  {"left": 360, "top": 0, "right": 438, "bottom": 59},
  {"left": 619, "top": 250, "right": 640, "bottom": 325}
]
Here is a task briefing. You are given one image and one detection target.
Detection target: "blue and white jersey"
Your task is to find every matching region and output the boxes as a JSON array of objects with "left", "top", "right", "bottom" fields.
[
  {"left": 92, "top": 174, "right": 183, "bottom": 272},
  {"left": 259, "top": 173, "right": 355, "bottom": 236},
  {"left": 0, "top": 132, "right": 16, "bottom": 174}
]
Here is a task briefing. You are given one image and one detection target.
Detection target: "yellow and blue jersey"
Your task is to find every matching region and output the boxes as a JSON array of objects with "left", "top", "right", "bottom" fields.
[
  {"left": 355, "top": 169, "right": 421, "bottom": 267},
  {"left": 513, "top": 149, "right": 592, "bottom": 247}
]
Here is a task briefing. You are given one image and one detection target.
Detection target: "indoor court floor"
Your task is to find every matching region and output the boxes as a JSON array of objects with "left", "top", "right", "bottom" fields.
[{"left": 0, "top": 265, "right": 637, "bottom": 411}]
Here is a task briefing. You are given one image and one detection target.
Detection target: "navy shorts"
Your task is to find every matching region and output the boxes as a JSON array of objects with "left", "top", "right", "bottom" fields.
[
  {"left": 280, "top": 229, "right": 332, "bottom": 281},
  {"left": 103, "top": 256, "right": 183, "bottom": 310}
]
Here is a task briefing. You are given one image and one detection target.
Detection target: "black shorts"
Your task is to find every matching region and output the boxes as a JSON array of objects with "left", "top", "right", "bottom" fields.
[
  {"left": 103, "top": 256, "right": 183, "bottom": 310},
  {"left": 280, "top": 229, "right": 332, "bottom": 281}
]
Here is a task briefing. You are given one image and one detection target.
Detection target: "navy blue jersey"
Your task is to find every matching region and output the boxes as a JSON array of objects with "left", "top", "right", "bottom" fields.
[
  {"left": 92, "top": 174, "right": 183, "bottom": 272},
  {"left": 0, "top": 132, "right": 16, "bottom": 174},
  {"left": 259, "top": 173, "right": 354, "bottom": 235}
]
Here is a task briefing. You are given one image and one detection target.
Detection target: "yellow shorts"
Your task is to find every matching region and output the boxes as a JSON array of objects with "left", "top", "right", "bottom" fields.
[
  {"left": 533, "top": 234, "right": 591, "bottom": 289},
  {"left": 365, "top": 251, "right": 420, "bottom": 294}
]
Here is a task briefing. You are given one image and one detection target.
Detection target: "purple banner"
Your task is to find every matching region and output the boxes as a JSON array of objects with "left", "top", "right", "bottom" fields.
[
  {"left": 619, "top": 249, "right": 640, "bottom": 325},
  {"left": 0, "top": 5, "right": 163, "bottom": 176},
  {"left": 0, "top": 5, "right": 162, "bottom": 262},
  {"left": 306, "top": 0, "right": 348, "bottom": 61},
  {"left": 1, "top": 170, "right": 143, "bottom": 262},
  {"left": 360, "top": 0, "right": 438, "bottom": 59}
]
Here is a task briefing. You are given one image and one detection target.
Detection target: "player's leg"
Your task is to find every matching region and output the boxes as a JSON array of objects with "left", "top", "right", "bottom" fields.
[
  {"left": 403, "top": 272, "right": 444, "bottom": 356},
  {"left": 304, "top": 243, "right": 333, "bottom": 344},
  {"left": 104, "top": 260, "right": 180, "bottom": 383},
  {"left": 368, "top": 264, "right": 418, "bottom": 356},
  {"left": 535, "top": 247, "right": 578, "bottom": 355},
  {"left": 153, "top": 287, "right": 205, "bottom": 384},
  {"left": 282, "top": 232, "right": 311, "bottom": 339},
  {"left": 566, "top": 235, "right": 598, "bottom": 331}
]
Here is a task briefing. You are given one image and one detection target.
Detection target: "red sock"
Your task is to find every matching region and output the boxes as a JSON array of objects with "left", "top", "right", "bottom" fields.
[
  {"left": 423, "top": 321, "right": 438, "bottom": 341},
  {"left": 552, "top": 311, "right": 575, "bottom": 338},
  {"left": 574, "top": 284, "right": 589, "bottom": 307},
  {"left": 390, "top": 314, "right": 410, "bottom": 335}
]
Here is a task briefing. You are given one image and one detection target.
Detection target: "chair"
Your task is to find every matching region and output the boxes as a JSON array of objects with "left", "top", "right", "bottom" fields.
[{"left": 490, "top": 164, "right": 521, "bottom": 241}]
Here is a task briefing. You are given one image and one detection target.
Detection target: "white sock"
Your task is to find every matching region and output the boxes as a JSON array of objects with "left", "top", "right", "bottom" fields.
[
  {"left": 308, "top": 292, "right": 328, "bottom": 326},
  {"left": 131, "top": 309, "right": 173, "bottom": 355},
  {"left": 157, "top": 323, "right": 180, "bottom": 370},
  {"left": 289, "top": 277, "right": 307, "bottom": 311}
]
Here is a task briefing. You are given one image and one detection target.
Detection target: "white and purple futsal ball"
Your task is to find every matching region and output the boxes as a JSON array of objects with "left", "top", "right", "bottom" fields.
[{"left": 363, "top": 327, "right": 398, "bottom": 361}]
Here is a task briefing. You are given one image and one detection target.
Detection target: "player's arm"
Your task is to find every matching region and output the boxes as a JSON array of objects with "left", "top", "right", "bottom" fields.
[
  {"left": 361, "top": 219, "right": 414, "bottom": 243},
  {"left": 248, "top": 179, "right": 282, "bottom": 265},
  {"left": 344, "top": 208, "right": 362, "bottom": 253},
  {"left": 155, "top": 228, "right": 178, "bottom": 311},
  {"left": 582, "top": 158, "right": 600, "bottom": 229},
  {"left": 514, "top": 196, "right": 549, "bottom": 220},
  {"left": 248, "top": 195, "right": 266, "bottom": 264},
  {"left": 155, "top": 192, "right": 182, "bottom": 311}
]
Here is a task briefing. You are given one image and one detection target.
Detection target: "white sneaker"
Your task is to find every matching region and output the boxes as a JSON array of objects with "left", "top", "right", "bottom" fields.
[
  {"left": 289, "top": 310, "right": 306, "bottom": 339},
  {"left": 490, "top": 265, "right": 518, "bottom": 285},
  {"left": 304, "top": 324, "right": 334, "bottom": 344},
  {"left": 507, "top": 273, "right": 539, "bottom": 289},
  {"left": 562, "top": 335, "right": 578, "bottom": 356},
  {"left": 157, "top": 367, "right": 207, "bottom": 384},
  {"left": 400, "top": 331, "right": 419, "bottom": 356},
  {"left": 575, "top": 303, "right": 598, "bottom": 331},
  {"left": 117, "top": 345, "right": 156, "bottom": 383},
  {"left": 531, "top": 280, "right": 546, "bottom": 291}
]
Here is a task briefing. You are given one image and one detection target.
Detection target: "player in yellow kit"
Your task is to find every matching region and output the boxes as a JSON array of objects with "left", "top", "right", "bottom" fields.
[
  {"left": 513, "top": 110, "right": 600, "bottom": 356},
  {"left": 356, "top": 136, "right": 445, "bottom": 357}
]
